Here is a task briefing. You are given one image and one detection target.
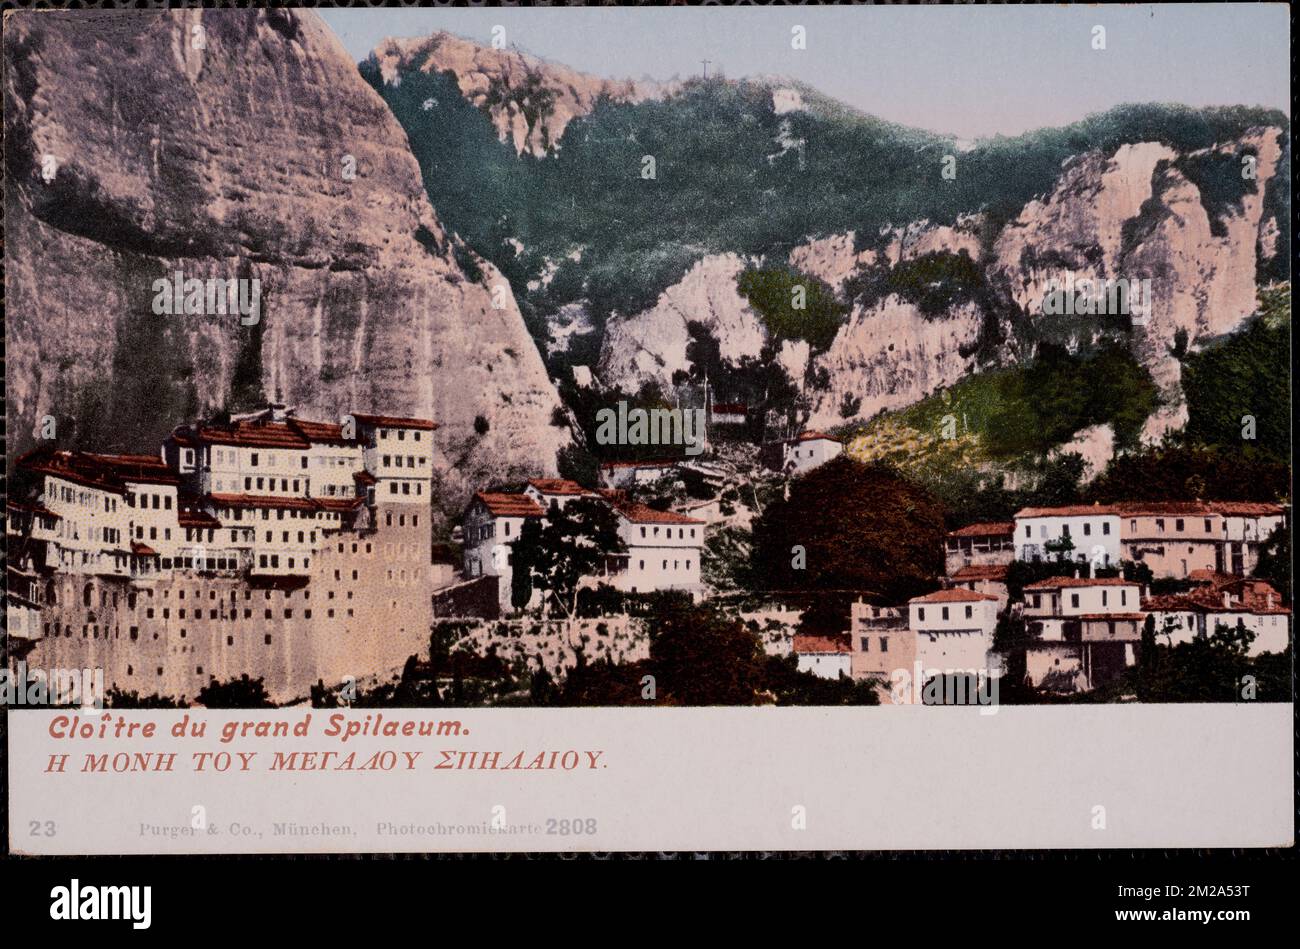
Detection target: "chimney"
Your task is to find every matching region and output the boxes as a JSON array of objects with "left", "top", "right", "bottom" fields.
[
  {"left": 1267, "top": 592, "right": 1275, "bottom": 610},
  {"left": 1222, "top": 591, "right": 1231, "bottom": 609},
  {"left": 1089, "top": 559, "right": 1096, "bottom": 579}
]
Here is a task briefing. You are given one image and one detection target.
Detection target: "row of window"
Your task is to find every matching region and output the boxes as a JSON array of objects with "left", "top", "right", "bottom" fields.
[{"left": 917, "top": 605, "right": 977, "bottom": 622}]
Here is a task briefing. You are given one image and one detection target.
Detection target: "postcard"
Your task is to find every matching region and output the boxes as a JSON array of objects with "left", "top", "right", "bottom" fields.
[{"left": 2, "top": 3, "right": 1292, "bottom": 858}]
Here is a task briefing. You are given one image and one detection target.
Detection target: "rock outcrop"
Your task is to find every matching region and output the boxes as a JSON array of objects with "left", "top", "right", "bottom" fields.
[
  {"left": 367, "top": 32, "right": 673, "bottom": 158},
  {"left": 4, "top": 8, "right": 568, "bottom": 509},
  {"left": 597, "top": 254, "right": 766, "bottom": 389}
]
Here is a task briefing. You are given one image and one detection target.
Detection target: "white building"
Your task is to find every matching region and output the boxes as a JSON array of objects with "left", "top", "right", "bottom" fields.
[
  {"left": 1144, "top": 577, "right": 1290, "bottom": 656},
  {"left": 792, "top": 635, "right": 852, "bottom": 679},
  {"left": 605, "top": 496, "right": 705, "bottom": 597},
  {"left": 461, "top": 492, "right": 545, "bottom": 609},
  {"left": 762, "top": 432, "right": 843, "bottom": 476},
  {"left": 1014, "top": 504, "right": 1122, "bottom": 565},
  {"left": 597, "top": 460, "right": 678, "bottom": 489},
  {"left": 1022, "top": 576, "right": 1144, "bottom": 692},
  {"left": 908, "top": 588, "right": 1001, "bottom": 673},
  {"left": 460, "top": 480, "right": 708, "bottom": 610}
]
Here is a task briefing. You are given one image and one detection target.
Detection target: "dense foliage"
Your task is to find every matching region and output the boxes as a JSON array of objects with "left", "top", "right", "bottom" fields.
[{"left": 750, "top": 456, "right": 946, "bottom": 603}]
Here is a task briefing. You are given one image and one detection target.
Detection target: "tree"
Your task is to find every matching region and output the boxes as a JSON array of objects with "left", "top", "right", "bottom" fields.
[
  {"left": 648, "top": 601, "right": 766, "bottom": 705},
  {"left": 1253, "top": 524, "right": 1291, "bottom": 603},
  {"left": 513, "top": 497, "right": 627, "bottom": 644},
  {"left": 197, "top": 674, "right": 274, "bottom": 708},
  {"left": 511, "top": 517, "right": 541, "bottom": 610},
  {"left": 750, "top": 456, "right": 946, "bottom": 603},
  {"left": 1136, "top": 614, "right": 1159, "bottom": 701}
]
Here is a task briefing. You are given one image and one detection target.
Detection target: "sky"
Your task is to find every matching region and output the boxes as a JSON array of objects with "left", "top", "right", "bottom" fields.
[{"left": 318, "top": 4, "right": 1289, "bottom": 140}]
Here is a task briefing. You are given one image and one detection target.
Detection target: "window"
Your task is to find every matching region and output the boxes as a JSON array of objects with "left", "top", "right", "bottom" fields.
[
  {"left": 879, "top": 637, "right": 888, "bottom": 652},
  {"left": 251, "top": 453, "right": 259, "bottom": 466},
  {"left": 1103, "top": 522, "right": 1111, "bottom": 535},
  {"left": 918, "top": 607, "right": 926, "bottom": 622},
  {"left": 964, "top": 605, "right": 973, "bottom": 619},
  {"left": 1025, "top": 525, "right": 1032, "bottom": 538},
  {"left": 1175, "top": 519, "right": 1185, "bottom": 532},
  {"left": 860, "top": 638, "right": 870, "bottom": 651},
  {"left": 1070, "top": 593, "right": 1080, "bottom": 608},
  {"left": 942, "top": 606, "right": 949, "bottom": 620}
]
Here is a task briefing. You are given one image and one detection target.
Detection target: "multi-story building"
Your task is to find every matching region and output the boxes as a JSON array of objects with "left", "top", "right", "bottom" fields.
[
  {"left": 760, "top": 432, "right": 843, "bottom": 476},
  {"left": 1015, "top": 501, "right": 1287, "bottom": 578},
  {"left": 1144, "top": 576, "right": 1291, "bottom": 656},
  {"left": 943, "top": 521, "right": 1014, "bottom": 575},
  {"left": 1021, "top": 576, "right": 1144, "bottom": 691},
  {"left": 460, "top": 479, "right": 707, "bottom": 611},
  {"left": 6, "top": 405, "right": 439, "bottom": 703},
  {"left": 848, "top": 602, "right": 908, "bottom": 682},
  {"left": 1014, "top": 505, "right": 1122, "bottom": 566},
  {"left": 849, "top": 590, "right": 999, "bottom": 702}
]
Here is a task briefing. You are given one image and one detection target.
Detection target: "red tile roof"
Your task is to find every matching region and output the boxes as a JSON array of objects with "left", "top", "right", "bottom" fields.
[
  {"left": 6, "top": 499, "right": 61, "bottom": 520},
  {"left": 793, "top": 634, "right": 852, "bottom": 654},
  {"left": 314, "top": 497, "right": 365, "bottom": 513},
  {"left": 1144, "top": 579, "right": 1289, "bottom": 615},
  {"left": 1209, "top": 501, "right": 1286, "bottom": 516},
  {"left": 177, "top": 508, "right": 223, "bottom": 528},
  {"left": 949, "top": 564, "right": 1009, "bottom": 581},
  {"left": 1016, "top": 504, "right": 1119, "bottom": 518},
  {"left": 18, "top": 449, "right": 180, "bottom": 492},
  {"left": 947, "top": 521, "right": 1014, "bottom": 538},
  {"left": 130, "top": 542, "right": 158, "bottom": 556},
  {"left": 1016, "top": 500, "right": 1287, "bottom": 519},
  {"left": 527, "top": 478, "right": 592, "bottom": 495},
  {"left": 353, "top": 471, "right": 377, "bottom": 486},
  {"left": 1024, "top": 577, "right": 1137, "bottom": 590},
  {"left": 910, "top": 588, "right": 1000, "bottom": 604},
  {"left": 208, "top": 493, "right": 319, "bottom": 512},
  {"left": 1078, "top": 612, "right": 1146, "bottom": 622},
  {"left": 793, "top": 431, "right": 841, "bottom": 443},
  {"left": 351, "top": 413, "right": 438, "bottom": 431},
  {"left": 610, "top": 499, "right": 704, "bottom": 526},
  {"left": 475, "top": 492, "right": 545, "bottom": 518}
]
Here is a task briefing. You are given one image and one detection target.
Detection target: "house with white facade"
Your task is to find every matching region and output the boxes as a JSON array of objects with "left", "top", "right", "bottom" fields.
[
  {"left": 1016, "top": 500, "right": 1288, "bottom": 578},
  {"left": 460, "top": 480, "right": 707, "bottom": 610},
  {"left": 1014, "top": 504, "right": 1122, "bottom": 566},
  {"left": 792, "top": 634, "right": 852, "bottom": 679},
  {"left": 603, "top": 494, "right": 705, "bottom": 597},
  {"left": 1144, "top": 576, "right": 1290, "bottom": 656},
  {"left": 761, "top": 432, "right": 843, "bottom": 476},
  {"left": 461, "top": 491, "right": 546, "bottom": 610},
  {"left": 1022, "top": 576, "right": 1144, "bottom": 692}
]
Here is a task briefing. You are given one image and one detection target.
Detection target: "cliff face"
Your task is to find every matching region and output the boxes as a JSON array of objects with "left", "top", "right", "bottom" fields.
[
  {"left": 367, "top": 32, "right": 672, "bottom": 158},
  {"left": 4, "top": 9, "right": 568, "bottom": 508},
  {"left": 587, "top": 132, "right": 1283, "bottom": 438}
]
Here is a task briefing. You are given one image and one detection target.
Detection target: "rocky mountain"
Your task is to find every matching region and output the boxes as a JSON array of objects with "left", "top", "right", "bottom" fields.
[
  {"left": 3, "top": 9, "right": 568, "bottom": 511},
  {"left": 367, "top": 32, "right": 672, "bottom": 158},
  {"left": 366, "top": 37, "right": 1289, "bottom": 462},
  {"left": 364, "top": 32, "right": 1287, "bottom": 475}
]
